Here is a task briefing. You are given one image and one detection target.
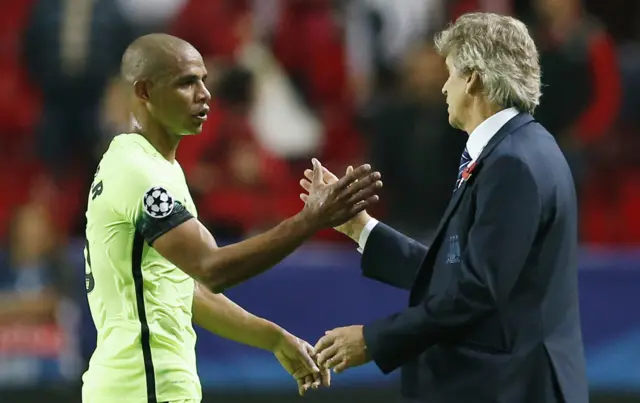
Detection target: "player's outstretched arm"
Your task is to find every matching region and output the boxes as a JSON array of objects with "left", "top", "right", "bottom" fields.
[
  {"left": 192, "top": 282, "right": 330, "bottom": 395},
  {"left": 153, "top": 159, "right": 382, "bottom": 293}
]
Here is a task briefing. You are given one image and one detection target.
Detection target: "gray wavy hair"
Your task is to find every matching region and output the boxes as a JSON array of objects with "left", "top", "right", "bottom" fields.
[{"left": 434, "top": 13, "right": 542, "bottom": 114}]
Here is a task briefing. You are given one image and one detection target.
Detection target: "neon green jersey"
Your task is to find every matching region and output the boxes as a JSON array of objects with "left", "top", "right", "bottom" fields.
[{"left": 82, "top": 133, "right": 201, "bottom": 403}]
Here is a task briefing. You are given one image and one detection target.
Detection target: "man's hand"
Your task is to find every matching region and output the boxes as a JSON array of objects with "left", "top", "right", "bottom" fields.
[
  {"left": 273, "top": 330, "right": 331, "bottom": 396},
  {"left": 190, "top": 285, "right": 329, "bottom": 395},
  {"left": 300, "top": 164, "right": 374, "bottom": 242},
  {"left": 314, "top": 325, "right": 371, "bottom": 374},
  {"left": 298, "top": 159, "right": 381, "bottom": 232}
]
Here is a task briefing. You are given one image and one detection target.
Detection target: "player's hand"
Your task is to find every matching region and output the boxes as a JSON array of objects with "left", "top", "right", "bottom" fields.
[
  {"left": 300, "top": 164, "right": 374, "bottom": 242},
  {"left": 273, "top": 330, "right": 331, "bottom": 396},
  {"left": 299, "top": 159, "right": 381, "bottom": 231}
]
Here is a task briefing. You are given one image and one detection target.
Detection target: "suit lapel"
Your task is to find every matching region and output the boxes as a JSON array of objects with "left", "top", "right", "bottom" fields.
[{"left": 423, "top": 114, "right": 534, "bottom": 263}]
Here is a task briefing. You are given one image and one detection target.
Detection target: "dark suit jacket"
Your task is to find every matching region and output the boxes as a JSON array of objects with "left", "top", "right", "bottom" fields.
[{"left": 361, "top": 113, "right": 589, "bottom": 403}]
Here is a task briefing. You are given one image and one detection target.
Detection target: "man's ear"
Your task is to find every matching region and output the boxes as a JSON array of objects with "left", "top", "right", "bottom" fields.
[
  {"left": 133, "top": 79, "right": 151, "bottom": 101},
  {"left": 465, "top": 71, "right": 483, "bottom": 97}
]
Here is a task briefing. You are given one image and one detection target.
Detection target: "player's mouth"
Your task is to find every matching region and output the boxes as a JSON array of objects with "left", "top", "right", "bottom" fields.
[{"left": 193, "top": 107, "right": 209, "bottom": 122}]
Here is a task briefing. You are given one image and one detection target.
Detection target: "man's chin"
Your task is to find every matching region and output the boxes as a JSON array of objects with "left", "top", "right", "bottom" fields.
[
  {"left": 178, "top": 125, "right": 203, "bottom": 136},
  {"left": 447, "top": 114, "right": 456, "bottom": 128},
  {"left": 448, "top": 115, "right": 463, "bottom": 131}
]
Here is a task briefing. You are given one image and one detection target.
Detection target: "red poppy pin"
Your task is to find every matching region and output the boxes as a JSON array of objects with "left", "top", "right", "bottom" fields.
[{"left": 461, "top": 161, "right": 477, "bottom": 182}]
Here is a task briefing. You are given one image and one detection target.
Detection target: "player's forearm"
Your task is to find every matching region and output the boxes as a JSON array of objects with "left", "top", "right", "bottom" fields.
[
  {"left": 192, "top": 282, "right": 283, "bottom": 351},
  {"left": 202, "top": 212, "right": 315, "bottom": 293}
]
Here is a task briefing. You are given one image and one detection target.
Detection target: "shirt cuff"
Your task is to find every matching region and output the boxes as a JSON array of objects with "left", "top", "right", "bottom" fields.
[{"left": 357, "top": 218, "right": 379, "bottom": 253}]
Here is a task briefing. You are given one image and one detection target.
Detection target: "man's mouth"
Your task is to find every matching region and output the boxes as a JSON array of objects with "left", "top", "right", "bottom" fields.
[{"left": 193, "top": 107, "right": 209, "bottom": 122}]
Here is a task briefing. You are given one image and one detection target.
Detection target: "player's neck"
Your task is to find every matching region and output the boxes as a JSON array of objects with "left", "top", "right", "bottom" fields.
[
  {"left": 145, "top": 130, "right": 181, "bottom": 162},
  {"left": 133, "top": 117, "right": 181, "bottom": 162}
]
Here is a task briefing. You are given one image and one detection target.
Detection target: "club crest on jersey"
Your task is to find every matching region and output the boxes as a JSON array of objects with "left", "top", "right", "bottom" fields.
[{"left": 143, "top": 186, "right": 175, "bottom": 218}]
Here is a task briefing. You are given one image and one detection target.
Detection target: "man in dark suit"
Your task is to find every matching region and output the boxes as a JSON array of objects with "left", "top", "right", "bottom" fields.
[{"left": 301, "top": 12, "right": 589, "bottom": 403}]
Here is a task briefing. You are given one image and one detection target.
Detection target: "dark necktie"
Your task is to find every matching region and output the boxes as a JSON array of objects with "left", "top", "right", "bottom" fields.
[{"left": 455, "top": 147, "right": 472, "bottom": 191}]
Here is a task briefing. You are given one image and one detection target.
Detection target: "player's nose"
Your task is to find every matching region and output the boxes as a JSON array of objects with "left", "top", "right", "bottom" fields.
[{"left": 195, "top": 81, "right": 211, "bottom": 103}]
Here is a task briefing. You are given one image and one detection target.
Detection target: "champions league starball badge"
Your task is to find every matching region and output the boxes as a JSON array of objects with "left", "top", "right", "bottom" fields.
[{"left": 143, "top": 186, "right": 175, "bottom": 218}]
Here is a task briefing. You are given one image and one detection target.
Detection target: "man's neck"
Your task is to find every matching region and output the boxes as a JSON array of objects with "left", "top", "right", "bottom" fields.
[
  {"left": 132, "top": 114, "right": 181, "bottom": 162},
  {"left": 463, "top": 102, "right": 503, "bottom": 135},
  {"left": 146, "top": 131, "right": 181, "bottom": 162}
]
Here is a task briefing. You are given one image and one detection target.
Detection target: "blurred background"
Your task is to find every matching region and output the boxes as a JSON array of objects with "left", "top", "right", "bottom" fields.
[{"left": 1, "top": 0, "right": 639, "bottom": 402}]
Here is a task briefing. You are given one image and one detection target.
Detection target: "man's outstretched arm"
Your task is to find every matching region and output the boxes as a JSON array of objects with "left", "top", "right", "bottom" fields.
[
  {"left": 152, "top": 161, "right": 382, "bottom": 293},
  {"left": 301, "top": 166, "right": 428, "bottom": 290},
  {"left": 192, "top": 282, "right": 330, "bottom": 395}
]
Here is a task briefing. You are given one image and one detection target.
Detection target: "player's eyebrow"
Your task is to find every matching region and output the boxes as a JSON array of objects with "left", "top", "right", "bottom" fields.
[{"left": 174, "top": 73, "right": 207, "bottom": 85}]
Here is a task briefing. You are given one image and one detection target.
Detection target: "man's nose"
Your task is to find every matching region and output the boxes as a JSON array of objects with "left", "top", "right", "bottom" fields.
[{"left": 196, "top": 82, "right": 211, "bottom": 102}]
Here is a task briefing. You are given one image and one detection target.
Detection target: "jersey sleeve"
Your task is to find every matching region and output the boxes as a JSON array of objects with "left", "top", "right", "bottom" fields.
[{"left": 118, "top": 159, "right": 194, "bottom": 246}]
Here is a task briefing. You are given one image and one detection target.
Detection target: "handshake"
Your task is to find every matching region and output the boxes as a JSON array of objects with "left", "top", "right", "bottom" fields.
[
  {"left": 296, "top": 158, "right": 382, "bottom": 242},
  {"left": 273, "top": 324, "right": 371, "bottom": 396},
  {"left": 274, "top": 159, "right": 383, "bottom": 396}
]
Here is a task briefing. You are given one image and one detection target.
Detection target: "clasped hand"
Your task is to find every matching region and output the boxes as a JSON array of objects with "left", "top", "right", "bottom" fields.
[
  {"left": 314, "top": 325, "right": 371, "bottom": 374},
  {"left": 272, "top": 330, "right": 331, "bottom": 396},
  {"left": 275, "top": 326, "right": 370, "bottom": 396},
  {"left": 299, "top": 158, "right": 382, "bottom": 231}
]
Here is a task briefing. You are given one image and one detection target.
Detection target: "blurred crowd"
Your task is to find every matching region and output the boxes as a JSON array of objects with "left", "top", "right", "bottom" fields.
[{"left": 2, "top": 0, "right": 640, "bottom": 339}]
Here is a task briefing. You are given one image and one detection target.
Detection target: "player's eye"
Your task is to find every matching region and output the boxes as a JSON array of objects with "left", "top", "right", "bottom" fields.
[{"left": 177, "top": 75, "right": 198, "bottom": 87}]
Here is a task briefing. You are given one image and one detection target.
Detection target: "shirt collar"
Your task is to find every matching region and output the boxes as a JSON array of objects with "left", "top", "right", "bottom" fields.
[{"left": 466, "top": 107, "right": 519, "bottom": 160}]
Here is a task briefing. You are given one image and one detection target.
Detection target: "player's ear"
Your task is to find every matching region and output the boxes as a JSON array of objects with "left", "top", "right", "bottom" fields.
[{"left": 133, "top": 79, "right": 151, "bottom": 101}]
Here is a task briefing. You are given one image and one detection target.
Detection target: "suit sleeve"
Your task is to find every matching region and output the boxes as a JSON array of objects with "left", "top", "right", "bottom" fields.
[
  {"left": 361, "top": 222, "right": 429, "bottom": 290},
  {"left": 363, "top": 155, "right": 542, "bottom": 374}
]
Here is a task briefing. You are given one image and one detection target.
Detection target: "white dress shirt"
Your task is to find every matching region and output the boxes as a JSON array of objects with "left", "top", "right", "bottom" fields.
[{"left": 357, "top": 107, "right": 520, "bottom": 252}]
